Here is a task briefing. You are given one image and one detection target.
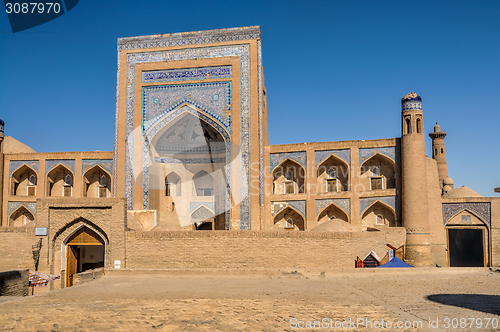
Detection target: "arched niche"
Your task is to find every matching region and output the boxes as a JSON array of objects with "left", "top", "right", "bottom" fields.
[
  {"left": 361, "top": 201, "right": 397, "bottom": 229},
  {"left": 83, "top": 165, "right": 112, "bottom": 198},
  {"left": 9, "top": 206, "right": 35, "bottom": 227},
  {"left": 165, "top": 172, "right": 181, "bottom": 196},
  {"left": 317, "top": 203, "right": 349, "bottom": 224},
  {"left": 11, "top": 164, "right": 37, "bottom": 196},
  {"left": 316, "top": 155, "right": 349, "bottom": 193},
  {"left": 47, "top": 164, "right": 74, "bottom": 197},
  {"left": 273, "top": 206, "right": 305, "bottom": 231},
  {"left": 360, "top": 153, "right": 396, "bottom": 190},
  {"left": 272, "top": 159, "right": 305, "bottom": 195},
  {"left": 192, "top": 170, "right": 214, "bottom": 196},
  {"left": 191, "top": 205, "right": 216, "bottom": 230}
]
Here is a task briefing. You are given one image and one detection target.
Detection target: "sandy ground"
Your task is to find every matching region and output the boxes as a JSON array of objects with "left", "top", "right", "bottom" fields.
[{"left": 1, "top": 268, "right": 500, "bottom": 331}]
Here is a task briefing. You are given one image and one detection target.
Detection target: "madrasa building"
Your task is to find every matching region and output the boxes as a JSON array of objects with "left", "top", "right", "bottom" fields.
[{"left": 1, "top": 26, "right": 499, "bottom": 288}]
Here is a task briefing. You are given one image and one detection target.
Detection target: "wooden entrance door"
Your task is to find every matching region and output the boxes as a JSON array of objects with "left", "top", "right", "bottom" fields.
[{"left": 66, "top": 245, "right": 78, "bottom": 287}]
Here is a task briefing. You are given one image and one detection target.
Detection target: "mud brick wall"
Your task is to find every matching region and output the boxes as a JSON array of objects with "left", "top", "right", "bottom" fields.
[
  {"left": 125, "top": 229, "right": 405, "bottom": 269},
  {"left": 0, "top": 227, "right": 37, "bottom": 270},
  {"left": 0, "top": 269, "right": 29, "bottom": 296}
]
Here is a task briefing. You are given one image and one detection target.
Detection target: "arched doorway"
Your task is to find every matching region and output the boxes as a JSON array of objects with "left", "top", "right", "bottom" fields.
[{"left": 65, "top": 226, "right": 105, "bottom": 287}]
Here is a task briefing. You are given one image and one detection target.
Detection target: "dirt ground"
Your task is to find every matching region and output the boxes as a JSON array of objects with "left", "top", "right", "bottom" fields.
[{"left": 1, "top": 268, "right": 500, "bottom": 331}]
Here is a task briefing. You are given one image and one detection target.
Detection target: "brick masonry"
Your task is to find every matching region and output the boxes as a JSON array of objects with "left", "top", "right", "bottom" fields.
[{"left": 0, "top": 269, "right": 29, "bottom": 296}]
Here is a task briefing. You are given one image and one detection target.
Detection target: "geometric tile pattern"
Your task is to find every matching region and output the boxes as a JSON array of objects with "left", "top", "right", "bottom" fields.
[
  {"left": 142, "top": 66, "right": 232, "bottom": 83},
  {"left": 359, "top": 147, "right": 397, "bottom": 165},
  {"left": 270, "top": 152, "right": 306, "bottom": 171},
  {"left": 258, "top": 40, "right": 264, "bottom": 207},
  {"left": 82, "top": 159, "right": 113, "bottom": 175},
  {"left": 45, "top": 159, "right": 75, "bottom": 176},
  {"left": 442, "top": 202, "right": 491, "bottom": 225},
  {"left": 315, "top": 149, "right": 350, "bottom": 168},
  {"left": 7, "top": 201, "right": 36, "bottom": 217},
  {"left": 271, "top": 200, "right": 306, "bottom": 218},
  {"left": 315, "top": 198, "right": 350, "bottom": 217},
  {"left": 359, "top": 196, "right": 397, "bottom": 216},
  {"left": 9, "top": 160, "right": 39, "bottom": 176}
]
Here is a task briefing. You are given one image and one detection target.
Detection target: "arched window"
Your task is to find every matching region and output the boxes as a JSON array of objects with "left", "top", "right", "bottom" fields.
[
  {"left": 416, "top": 118, "right": 421, "bottom": 133},
  {"left": 441, "top": 148, "right": 444, "bottom": 153},
  {"left": 405, "top": 118, "right": 411, "bottom": 134},
  {"left": 64, "top": 174, "right": 72, "bottom": 186},
  {"left": 286, "top": 218, "right": 293, "bottom": 229},
  {"left": 29, "top": 175, "right": 36, "bottom": 186},
  {"left": 370, "top": 166, "right": 383, "bottom": 190},
  {"left": 285, "top": 170, "right": 293, "bottom": 181},
  {"left": 100, "top": 175, "right": 107, "bottom": 187},
  {"left": 371, "top": 166, "right": 380, "bottom": 177},
  {"left": 376, "top": 214, "right": 384, "bottom": 225},
  {"left": 63, "top": 174, "right": 73, "bottom": 197},
  {"left": 327, "top": 168, "right": 336, "bottom": 179},
  {"left": 435, "top": 148, "right": 438, "bottom": 156}
]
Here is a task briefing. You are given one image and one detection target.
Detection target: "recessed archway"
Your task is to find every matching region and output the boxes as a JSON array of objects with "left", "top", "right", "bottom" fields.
[
  {"left": 9, "top": 206, "right": 35, "bottom": 227},
  {"left": 273, "top": 206, "right": 305, "bottom": 231},
  {"left": 11, "top": 164, "right": 37, "bottom": 196},
  {"left": 47, "top": 164, "right": 74, "bottom": 197},
  {"left": 83, "top": 165, "right": 112, "bottom": 198},
  {"left": 317, "top": 203, "right": 349, "bottom": 224},
  {"left": 360, "top": 153, "right": 396, "bottom": 190},
  {"left": 272, "top": 159, "right": 305, "bottom": 195},
  {"left": 361, "top": 200, "right": 397, "bottom": 229},
  {"left": 316, "top": 155, "right": 349, "bottom": 193}
]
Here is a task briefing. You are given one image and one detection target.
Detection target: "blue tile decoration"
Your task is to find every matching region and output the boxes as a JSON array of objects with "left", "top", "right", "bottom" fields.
[
  {"left": 113, "top": 50, "right": 120, "bottom": 198},
  {"left": 359, "top": 196, "right": 397, "bottom": 216},
  {"left": 117, "top": 26, "right": 261, "bottom": 50},
  {"left": 142, "top": 82, "right": 232, "bottom": 135},
  {"left": 155, "top": 157, "right": 226, "bottom": 164},
  {"left": 315, "top": 198, "right": 350, "bottom": 217},
  {"left": 119, "top": 28, "right": 260, "bottom": 230},
  {"left": 143, "top": 66, "right": 232, "bottom": 83},
  {"left": 401, "top": 92, "right": 422, "bottom": 111},
  {"left": 0, "top": 119, "right": 4, "bottom": 134},
  {"left": 258, "top": 40, "right": 264, "bottom": 207},
  {"left": 9, "top": 160, "right": 39, "bottom": 176},
  {"left": 82, "top": 159, "right": 113, "bottom": 175},
  {"left": 442, "top": 202, "right": 491, "bottom": 225},
  {"left": 359, "top": 147, "right": 397, "bottom": 165},
  {"left": 8, "top": 201, "right": 36, "bottom": 217},
  {"left": 271, "top": 200, "right": 306, "bottom": 218},
  {"left": 45, "top": 159, "right": 76, "bottom": 176},
  {"left": 190, "top": 201, "right": 215, "bottom": 214},
  {"left": 315, "top": 149, "right": 350, "bottom": 168},
  {"left": 270, "top": 152, "right": 307, "bottom": 172}
]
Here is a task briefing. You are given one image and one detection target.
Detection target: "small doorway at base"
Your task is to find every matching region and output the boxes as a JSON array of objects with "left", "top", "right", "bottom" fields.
[
  {"left": 66, "top": 227, "right": 105, "bottom": 287},
  {"left": 448, "top": 229, "right": 484, "bottom": 267}
]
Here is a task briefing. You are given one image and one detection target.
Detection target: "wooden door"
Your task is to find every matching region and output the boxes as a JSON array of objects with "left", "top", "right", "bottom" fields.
[{"left": 66, "top": 245, "right": 78, "bottom": 287}]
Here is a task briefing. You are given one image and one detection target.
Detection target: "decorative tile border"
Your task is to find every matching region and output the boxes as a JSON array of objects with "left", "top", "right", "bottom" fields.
[
  {"left": 9, "top": 160, "right": 39, "bottom": 176},
  {"left": 359, "top": 196, "right": 397, "bottom": 216},
  {"left": 82, "top": 159, "right": 113, "bottom": 175},
  {"left": 270, "top": 152, "right": 307, "bottom": 171},
  {"left": 315, "top": 149, "right": 350, "bottom": 168},
  {"left": 258, "top": 40, "right": 264, "bottom": 207},
  {"left": 143, "top": 66, "right": 232, "bottom": 83},
  {"left": 271, "top": 200, "right": 306, "bottom": 218},
  {"left": 359, "top": 147, "right": 397, "bottom": 165},
  {"left": 154, "top": 157, "right": 226, "bottom": 164},
  {"left": 45, "top": 159, "right": 76, "bottom": 175},
  {"left": 315, "top": 198, "right": 350, "bottom": 217},
  {"left": 442, "top": 202, "right": 491, "bottom": 225},
  {"left": 7, "top": 201, "right": 36, "bottom": 217}
]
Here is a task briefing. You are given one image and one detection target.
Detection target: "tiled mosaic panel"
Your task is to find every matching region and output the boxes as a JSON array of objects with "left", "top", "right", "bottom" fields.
[
  {"left": 10, "top": 160, "right": 39, "bottom": 176},
  {"left": 190, "top": 201, "right": 215, "bottom": 214},
  {"left": 113, "top": 50, "right": 120, "bottom": 198},
  {"left": 117, "top": 26, "right": 261, "bottom": 50},
  {"left": 258, "top": 40, "right": 264, "bottom": 207},
  {"left": 121, "top": 43, "right": 253, "bottom": 230},
  {"left": 155, "top": 157, "right": 226, "bottom": 164},
  {"left": 442, "top": 202, "right": 491, "bottom": 225},
  {"left": 142, "top": 82, "right": 232, "bottom": 134},
  {"left": 315, "top": 198, "right": 350, "bottom": 217},
  {"left": 270, "top": 152, "right": 307, "bottom": 171},
  {"left": 143, "top": 66, "right": 232, "bottom": 83},
  {"left": 402, "top": 100, "right": 422, "bottom": 111},
  {"left": 315, "top": 149, "right": 350, "bottom": 168},
  {"left": 271, "top": 200, "right": 306, "bottom": 218},
  {"left": 45, "top": 159, "right": 75, "bottom": 175},
  {"left": 0, "top": 121, "right": 4, "bottom": 134},
  {"left": 359, "top": 147, "right": 397, "bottom": 165},
  {"left": 8, "top": 201, "right": 36, "bottom": 217},
  {"left": 82, "top": 159, "right": 113, "bottom": 175},
  {"left": 359, "top": 196, "right": 397, "bottom": 216}
]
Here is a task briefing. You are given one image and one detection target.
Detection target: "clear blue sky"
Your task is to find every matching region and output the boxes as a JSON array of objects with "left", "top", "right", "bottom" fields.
[{"left": 1, "top": 0, "right": 499, "bottom": 196}]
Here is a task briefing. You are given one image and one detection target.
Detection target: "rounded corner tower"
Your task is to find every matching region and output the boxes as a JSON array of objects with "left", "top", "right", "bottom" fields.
[{"left": 400, "top": 92, "right": 433, "bottom": 266}]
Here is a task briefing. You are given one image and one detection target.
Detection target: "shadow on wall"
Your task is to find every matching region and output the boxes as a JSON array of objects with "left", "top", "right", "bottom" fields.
[{"left": 426, "top": 294, "right": 500, "bottom": 315}]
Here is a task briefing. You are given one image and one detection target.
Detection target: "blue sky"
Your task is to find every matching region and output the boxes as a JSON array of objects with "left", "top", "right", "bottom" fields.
[{"left": 0, "top": 0, "right": 499, "bottom": 196}]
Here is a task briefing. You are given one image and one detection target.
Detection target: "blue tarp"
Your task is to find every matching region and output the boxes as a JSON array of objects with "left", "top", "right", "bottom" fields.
[{"left": 376, "top": 256, "right": 414, "bottom": 268}]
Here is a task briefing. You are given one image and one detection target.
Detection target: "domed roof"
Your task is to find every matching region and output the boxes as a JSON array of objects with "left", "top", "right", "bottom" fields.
[
  {"left": 311, "top": 219, "right": 359, "bottom": 232},
  {"left": 434, "top": 122, "right": 441, "bottom": 132},
  {"left": 401, "top": 92, "right": 422, "bottom": 103},
  {"left": 443, "top": 186, "right": 483, "bottom": 198},
  {"left": 443, "top": 177, "right": 454, "bottom": 185}
]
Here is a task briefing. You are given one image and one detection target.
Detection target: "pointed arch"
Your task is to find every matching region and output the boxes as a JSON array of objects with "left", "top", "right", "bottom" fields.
[
  {"left": 53, "top": 217, "right": 109, "bottom": 245},
  {"left": 9, "top": 205, "right": 35, "bottom": 227},
  {"left": 316, "top": 154, "right": 349, "bottom": 193},
  {"left": 191, "top": 205, "right": 215, "bottom": 220},
  {"left": 165, "top": 171, "right": 181, "bottom": 196},
  {"left": 273, "top": 205, "right": 305, "bottom": 231},
  {"left": 11, "top": 164, "right": 37, "bottom": 196},
  {"left": 317, "top": 202, "right": 349, "bottom": 223},
  {"left": 272, "top": 158, "right": 306, "bottom": 195},
  {"left": 192, "top": 170, "right": 214, "bottom": 196},
  {"left": 83, "top": 164, "right": 112, "bottom": 198},
  {"left": 361, "top": 200, "right": 397, "bottom": 228},
  {"left": 47, "top": 163, "right": 74, "bottom": 197},
  {"left": 360, "top": 153, "right": 396, "bottom": 190},
  {"left": 445, "top": 208, "right": 489, "bottom": 227},
  {"left": 360, "top": 152, "right": 396, "bottom": 169}
]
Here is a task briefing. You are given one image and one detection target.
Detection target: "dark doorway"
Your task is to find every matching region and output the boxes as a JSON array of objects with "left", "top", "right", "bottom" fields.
[{"left": 448, "top": 229, "right": 484, "bottom": 267}]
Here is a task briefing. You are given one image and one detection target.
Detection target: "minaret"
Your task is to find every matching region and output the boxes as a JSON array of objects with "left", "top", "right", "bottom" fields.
[
  {"left": 429, "top": 123, "right": 449, "bottom": 187},
  {"left": 401, "top": 92, "right": 432, "bottom": 266},
  {"left": 0, "top": 118, "right": 4, "bottom": 226}
]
